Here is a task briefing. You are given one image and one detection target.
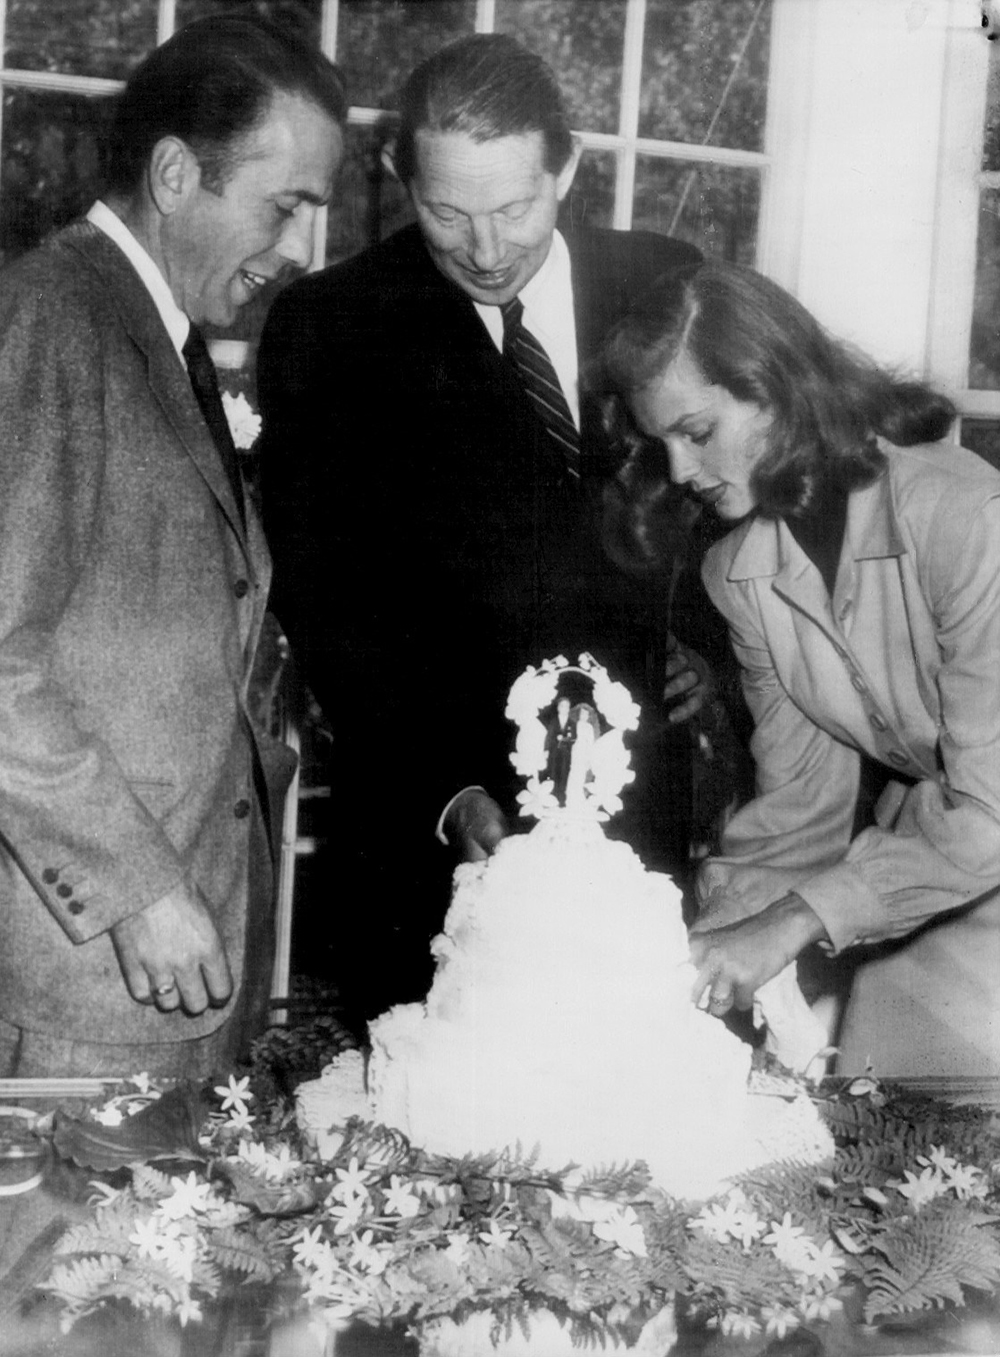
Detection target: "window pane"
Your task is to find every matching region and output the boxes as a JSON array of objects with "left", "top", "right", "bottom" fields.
[
  {"left": 4, "top": 0, "right": 157, "bottom": 80},
  {"left": 1, "top": 87, "right": 114, "bottom": 267},
  {"left": 969, "top": 189, "right": 1000, "bottom": 390},
  {"left": 560, "top": 148, "right": 615, "bottom": 231},
  {"left": 982, "top": 47, "right": 1000, "bottom": 172},
  {"left": 961, "top": 420, "right": 1000, "bottom": 472},
  {"left": 640, "top": 0, "right": 772, "bottom": 150},
  {"left": 175, "top": 0, "right": 322, "bottom": 47},
  {"left": 336, "top": 0, "right": 473, "bottom": 112},
  {"left": 632, "top": 158, "right": 760, "bottom": 262},
  {"left": 325, "top": 123, "right": 413, "bottom": 267},
  {"left": 495, "top": 0, "right": 627, "bottom": 137}
]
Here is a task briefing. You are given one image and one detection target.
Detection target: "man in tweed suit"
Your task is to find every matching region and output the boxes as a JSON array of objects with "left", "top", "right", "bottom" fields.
[{"left": 0, "top": 15, "right": 344, "bottom": 1077}]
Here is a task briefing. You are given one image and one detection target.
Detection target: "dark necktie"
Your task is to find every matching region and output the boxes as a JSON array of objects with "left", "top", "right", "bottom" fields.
[
  {"left": 182, "top": 324, "right": 246, "bottom": 530},
  {"left": 501, "top": 297, "right": 581, "bottom": 481}
]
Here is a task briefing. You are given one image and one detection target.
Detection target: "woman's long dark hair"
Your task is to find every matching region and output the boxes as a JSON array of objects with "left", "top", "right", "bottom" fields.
[{"left": 599, "top": 261, "right": 955, "bottom": 568}]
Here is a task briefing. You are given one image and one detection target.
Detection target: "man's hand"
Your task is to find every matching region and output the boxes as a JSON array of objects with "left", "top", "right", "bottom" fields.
[
  {"left": 688, "top": 892, "right": 827, "bottom": 1017},
  {"left": 444, "top": 789, "right": 508, "bottom": 862},
  {"left": 662, "top": 632, "right": 711, "bottom": 724},
  {"left": 110, "top": 883, "right": 233, "bottom": 1015}
]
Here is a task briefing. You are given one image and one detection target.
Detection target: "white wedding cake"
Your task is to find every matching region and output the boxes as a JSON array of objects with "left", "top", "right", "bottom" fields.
[
  {"left": 369, "top": 816, "right": 764, "bottom": 1200},
  {"left": 357, "top": 656, "right": 832, "bottom": 1201}
]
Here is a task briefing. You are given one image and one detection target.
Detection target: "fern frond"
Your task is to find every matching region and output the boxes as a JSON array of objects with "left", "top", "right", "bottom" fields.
[
  {"left": 40, "top": 1254, "right": 121, "bottom": 1302},
  {"left": 861, "top": 1203, "right": 1000, "bottom": 1322},
  {"left": 130, "top": 1163, "right": 176, "bottom": 1200},
  {"left": 208, "top": 1225, "right": 282, "bottom": 1281}
]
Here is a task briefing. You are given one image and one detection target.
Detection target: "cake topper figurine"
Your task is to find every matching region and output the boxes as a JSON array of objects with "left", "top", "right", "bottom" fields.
[{"left": 504, "top": 653, "right": 641, "bottom": 820}]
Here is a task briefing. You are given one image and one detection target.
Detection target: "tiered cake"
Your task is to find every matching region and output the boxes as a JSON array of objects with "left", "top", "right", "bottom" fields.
[{"left": 358, "top": 656, "right": 832, "bottom": 1201}]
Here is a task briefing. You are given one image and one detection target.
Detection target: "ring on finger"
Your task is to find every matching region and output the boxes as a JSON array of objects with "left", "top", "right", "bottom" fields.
[{"left": 153, "top": 981, "right": 178, "bottom": 998}]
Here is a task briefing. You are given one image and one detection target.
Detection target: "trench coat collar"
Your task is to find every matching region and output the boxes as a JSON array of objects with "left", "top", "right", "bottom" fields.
[
  {"left": 63, "top": 221, "right": 249, "bottom": 553},
  {"left": 723, "top": 455, "right": 907, "bottom": 598}
]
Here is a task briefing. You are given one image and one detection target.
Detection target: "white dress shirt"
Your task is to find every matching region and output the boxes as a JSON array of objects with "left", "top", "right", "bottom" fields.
[
  {"left": 474, "top": 228, "right": 580, "bottom": 430},
  {"left": 87, "top": 200, "right": 191, "bottom": 361}
]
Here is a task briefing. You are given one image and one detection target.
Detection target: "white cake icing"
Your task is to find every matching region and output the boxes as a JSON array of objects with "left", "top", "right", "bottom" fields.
[
  {"left": 300, "top": 657, "right": 833, "bottom": 1204},
  {"left": 367, "top": 815, "right": 823, "bottom": 1201}
]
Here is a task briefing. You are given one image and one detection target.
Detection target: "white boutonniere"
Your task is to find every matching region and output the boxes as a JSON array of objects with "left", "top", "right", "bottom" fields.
[{"left": 221, "top": 390, "right": 262, "bottom": 450}]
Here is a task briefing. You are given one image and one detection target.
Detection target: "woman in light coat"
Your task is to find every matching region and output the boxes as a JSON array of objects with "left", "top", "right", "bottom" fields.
[{"left": 602, "top": 260, "right": 1000, "bottom": 1076}]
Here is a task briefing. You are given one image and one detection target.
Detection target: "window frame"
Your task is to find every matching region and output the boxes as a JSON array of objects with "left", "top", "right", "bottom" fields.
[{"left": 0, "top": 0, "right": 773, "bottom": 271}]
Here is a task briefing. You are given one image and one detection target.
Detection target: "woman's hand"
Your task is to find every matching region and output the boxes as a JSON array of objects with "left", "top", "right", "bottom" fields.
[{"left": 688, "top": 892, "right": 827, "bottom": 1016}]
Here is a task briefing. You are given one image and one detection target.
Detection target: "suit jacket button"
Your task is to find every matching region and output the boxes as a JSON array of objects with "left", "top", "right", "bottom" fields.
[
  {"left": 234, "top": 578, "right": 250, "bottom": 599},
  {"left": 42, "top": 867, "right": 59, "bottom": 884},
  {"left": 56, "top": 883, "right": 73, "bottom": 898},
  {"left": 234, "top": 798, "right": 251, "bottom": 819},
  {"left": 887, "top": 749, "right": 908, "bottom": 767},
  {"left": 67, "top": 900, "right": 84, "bottom": 915}
]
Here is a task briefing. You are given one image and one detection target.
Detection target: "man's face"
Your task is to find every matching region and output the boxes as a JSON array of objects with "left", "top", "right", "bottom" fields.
[
  {"left": 166, "top": 91, "right": 343, "bottom": 327},
  {"left": 407, "top": 128, "right": 580, "bottom": 306}
]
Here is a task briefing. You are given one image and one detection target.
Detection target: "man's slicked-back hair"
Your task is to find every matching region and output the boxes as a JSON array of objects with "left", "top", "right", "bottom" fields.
[
  {"left": 392, "top": 33, "right": 574, "bottom": 184},
  {"left": 105, "top": 12, "right": 347, "bottom": 197}
]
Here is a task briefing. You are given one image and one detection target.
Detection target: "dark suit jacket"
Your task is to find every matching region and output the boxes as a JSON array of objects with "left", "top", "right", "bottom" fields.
[
  {"left": 0, "top": 221, "right": 295, "bottom": 1053},
  {"left": 257, "top": 224, "right": 700, "bottom": 1003}
]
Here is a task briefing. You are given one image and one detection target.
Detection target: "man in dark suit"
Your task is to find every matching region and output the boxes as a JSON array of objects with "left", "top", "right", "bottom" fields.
[
  {"left": 257, "top": 34, "right": 709, "bottom": 1011},
  {"left": 0, "top": 16, "right": 345, "bottom": 1077}
]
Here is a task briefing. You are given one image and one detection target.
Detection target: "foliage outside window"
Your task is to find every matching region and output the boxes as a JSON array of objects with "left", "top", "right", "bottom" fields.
[{"left": 0, "top": 0, "right": 772, "bottom": 280}]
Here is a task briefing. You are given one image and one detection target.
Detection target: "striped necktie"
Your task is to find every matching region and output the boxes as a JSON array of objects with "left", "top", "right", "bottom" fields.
[
  {"left": 183, "top": 324, "right": 246, "bottom": 531},
  {"left": 501, "top": 297, "right": 581, "bottom": 480}
]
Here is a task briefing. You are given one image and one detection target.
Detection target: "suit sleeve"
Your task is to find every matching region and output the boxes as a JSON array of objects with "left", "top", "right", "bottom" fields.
[{"left": 0, "top": 275, "right": 187, "bottom": 942}]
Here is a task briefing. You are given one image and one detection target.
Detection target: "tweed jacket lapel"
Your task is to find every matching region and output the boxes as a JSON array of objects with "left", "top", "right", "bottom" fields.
[{"left": 63, "top": 222, "right": 250, "bottom": 556}]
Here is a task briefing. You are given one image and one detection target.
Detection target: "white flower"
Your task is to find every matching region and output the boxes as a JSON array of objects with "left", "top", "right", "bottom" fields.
[
  {"left": 944, "top": 1161, "right": 986, "bottom": 1200},
  {"left": 763, "top": 1213, "right": 814, "bottom": 1272},
  {"left": 798, "top": 1239, "right": 846, "bottom": 1286},
  {"left": 157, "top": 1171, "right": 215, "bottom": 1220},
  {"left": 90, "top": 1103, "right": 124, "bottom": 1127},
  {"left": 719, "top": 1310, "right": 761, "bottom": 1338},
  {"left": 382, "top": 1175, "right": 421, "bottom": 1219},
  {"left": 159, "top": 1231, "right": 198, "bottom": 1283},
  {"left": 761, "top": 1305, "right": 800, "bottom": 1338},
  {"left": 349, "top": 1229, "right": 389, "bottom": 1275},
  {"left": 331, "top": 1157, "right": 370, "bottom": 1206},
  {"left": 177, "top": 1294, "right": 203, "bottom": 1327},
  {"left": 693, "top": 1192, "right": 765, "bottom": 1250},
  {"left": 227, "top": 1105, "right": 256, "bottom": 1132},
  {"left": 129, "top": 1214, "right": 175, "bottom": 1260},
  {"left": 215, "top": 1075, "right": 253, "bottom": 1113},
  {"left": 894, "top": 1165, "right": 945, "bottom": 1209},
  {"left": 443, "top": 1233, "right": 471, "bottom": 1266},
  {"left": 221, "top": 391, "right": 262, "bottom": 450},
  {"left": 294, "top": 1225, "right": 332, "bottom": 1270},
  {"left": 800, "top": 1293, "right": 844, "bottom": 1322},
  {"left": 591, "top": 1204, "right": 647, "bottom": 1258},
  {"left": 130, "top": 1072, "right": 153, "bottom": 1094},
  {"left": 330, "top": 1199, "right": 366, "bottom": 1235},
  {"left": 478, "top": 1219, "right": 513, "bottom": 1250}
]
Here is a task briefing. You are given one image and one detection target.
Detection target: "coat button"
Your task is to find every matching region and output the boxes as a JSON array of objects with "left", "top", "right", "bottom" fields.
[
  {"left": 42, "top": 867, "right": 59, "bottom": 884},
  {"left": 234, "top": 578, "right": 250, "bottom": 599},
  {"left": 234, "top": 798, "right": 251, "bottom": 819},
  {"left": 850, "top": 674, "right": 867, "bottom": 693},
  {"left": 67, "top": 900, "right": 84, "bottom": 915},
  {"left": 56, "top": 883, "right": 73, "bottom": 898},
  {"left": 887, "top": 749, "right": 908, "bottom": 767},
  {"left": 868, "top": 712, "right": 888, "bottom": 731}
]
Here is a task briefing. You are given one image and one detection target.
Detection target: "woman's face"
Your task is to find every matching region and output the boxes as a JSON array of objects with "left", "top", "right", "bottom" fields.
[{"left": 629, "top": 351, "right": 773, "bottom": 521}]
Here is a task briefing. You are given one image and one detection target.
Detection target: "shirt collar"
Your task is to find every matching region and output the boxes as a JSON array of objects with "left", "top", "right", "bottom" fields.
[
  {"left": 473, "top": 229, "right": 573, "bottom": 345},
  {"left": 725, "top": 455, "right": 906, "bottom": 583},
  {"left": 86, "top": 200, "right": 190, "bottom": 362}
]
